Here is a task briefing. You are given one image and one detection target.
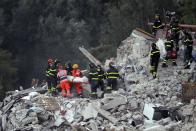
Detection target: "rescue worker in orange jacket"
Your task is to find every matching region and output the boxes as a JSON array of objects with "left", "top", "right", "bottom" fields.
[
  {"left": 46, "top": 59, "right": 57, "bottom": 95},
  {"left": 72, "top": 64, "right": 83, "bottom": 97},
  {"left": 57, "top": 65, "right": 72, "bottom": 97}
]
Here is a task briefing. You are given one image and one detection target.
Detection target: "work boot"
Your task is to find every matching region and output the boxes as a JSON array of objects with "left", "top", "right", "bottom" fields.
[
  {"left": 184, "top": 65, "right": 190, "bottom": 69},
  {"left": 172, "top": 61, "right": 177, "bottom": 66},
  {"left": 105, "top": 86, "right": 112, "bottom": 93},
  {"left": 153, "top": 73, "right": 157, "bottom": 79},
  {"left": 91, "top": 93, "right": 97, "bottom": 99},
  {"left": 162, "top": 63, "right": 168, "bottom": 68},
  {"left": 66, "top": 90, "right": 73, "bottom": 98}
]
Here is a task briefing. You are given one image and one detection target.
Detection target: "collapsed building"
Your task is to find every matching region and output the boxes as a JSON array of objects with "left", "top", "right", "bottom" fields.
[{"left": 0, "top": 28, "right": 196, "bottom": 131}]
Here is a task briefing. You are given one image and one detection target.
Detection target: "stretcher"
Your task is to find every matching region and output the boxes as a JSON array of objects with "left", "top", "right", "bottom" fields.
[{"left": 67, "top": 76, "right": 89, "bottom": 84}]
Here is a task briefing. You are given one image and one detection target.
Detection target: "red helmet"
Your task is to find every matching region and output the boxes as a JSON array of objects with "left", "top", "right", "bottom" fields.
[{"left": 48, "top": 58, "right": 53, "bottom": 64}]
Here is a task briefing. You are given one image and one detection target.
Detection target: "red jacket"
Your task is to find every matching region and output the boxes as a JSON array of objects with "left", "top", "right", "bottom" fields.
[{"left": 72, "top": 69, "right": 82, "bottom": 77}]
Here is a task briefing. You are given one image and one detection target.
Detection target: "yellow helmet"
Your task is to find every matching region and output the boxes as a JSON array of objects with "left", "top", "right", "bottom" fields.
[{"left": 72, "top": 64, "right": 79, "bottom": 69}]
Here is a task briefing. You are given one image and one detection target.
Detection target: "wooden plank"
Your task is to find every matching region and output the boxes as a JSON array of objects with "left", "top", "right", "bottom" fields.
[
  {"left": 134, "top": 28, "right": 157, "bottom": 41},
  {"left": 79, "top": 47, "right": 103, "bottom": 66}
]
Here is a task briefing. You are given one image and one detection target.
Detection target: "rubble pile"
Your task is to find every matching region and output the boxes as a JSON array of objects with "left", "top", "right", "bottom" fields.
[{"left": 0, "top": 29, "right": 196, "bottom": 131}]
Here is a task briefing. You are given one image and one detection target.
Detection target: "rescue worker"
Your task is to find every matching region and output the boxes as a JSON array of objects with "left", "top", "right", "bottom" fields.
[
  {"left": 184, "top": 31, "right": 193, "bottom": 69},
  {"left": 150, "top": 43, "right": 160, "bottom": 79},
  {"left": 170, "top": 19, "right": 180, "bottom": 52},
  {"left": 72, "top": 64, "right": 83, "bottom": 97},
  {"left": 106, "top": 62, "right": 119, "bottom": 92},
  {"left": 97, "top": 65, "right": 105, "bottom": 91},
  {"left": 57, "top": 65, "right": 72, "bottom": 97},
  {"left": 88, "top": 63, "right": 99, "bottom": 99},
  {"left": 162, "top": 36, "right": 177, "bottom": 67},
  {"left": 46, "top": 59, "right": 57, "bottom": 95},
  {"left": 152, "top": 14, "right": 163, "bottom": 35}
]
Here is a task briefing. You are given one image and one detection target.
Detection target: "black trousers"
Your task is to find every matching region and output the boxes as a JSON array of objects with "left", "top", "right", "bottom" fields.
[
  {"left": 107, "top": 79, "right": 118, "bottom": 91},
  {"left": 185, "top": 46, "right": 193, "bottom": 62},
  {"left": 46, "top": 76, "right": 56, "bottom": 89},
  {"left": 91, "top": 80, "right": 99, "bottom": 93},
  {"left": 151, "top": 59, "right": 159, "bottom": 73},
  {"left": 98, "top": 80, "right": 105, "bottom": 91}
]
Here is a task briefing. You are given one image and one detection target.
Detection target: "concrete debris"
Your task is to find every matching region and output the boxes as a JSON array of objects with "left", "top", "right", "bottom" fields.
[
  {"left": 0, "top": 29, "right": 196, "bottom": 130},
  {"left": 102, "top": 96, "right": 127, "bottom": 110},
  {"left": 81, "top": 103, "right": 98, "bottom": 120}
]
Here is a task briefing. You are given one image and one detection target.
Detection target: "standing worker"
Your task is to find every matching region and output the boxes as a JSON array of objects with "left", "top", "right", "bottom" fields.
[
  {"left": 45, "top": 58, "right": 57, "bottom": 95},
  {"left": 97, "top": 65, "right": 105, "bottom": 91},
  {"left": 170, "top": 19, "right": 180, "bottom": 52},
  {"left": 57, "top": 65, "right": 72, "bottom": 97},
  {"left": 150, "top": 43, "right": 160, "bottom": 79},
  {"left": 88, "top": 63, "right": 99, "bottom": 99},
  {"left": 184, "top": 31, "right": 193, "bottom": 69},
  {"left": 106, "top": 62, "right": 119, "bottom": 92},
  {"left": 72, "top": 64, "right": 83, "bottom": 97},
  {"left": 162, "top": 36, "right": 177, "bottom": 67},
  {"left": 152, "top": 14, "right": 163, "bottom": 35}
]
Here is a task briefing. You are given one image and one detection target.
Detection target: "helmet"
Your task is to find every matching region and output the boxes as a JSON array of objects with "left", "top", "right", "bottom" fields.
[
  {"left": 48, "top": 58, "right": 53, "bottom": 64},
  {"left": 109, "top": 61, "right": 115, "bottom": 68},
  {"left": 89, "top": 62, "right": 95, "bottom": 68},
  {"left": 151, "top": 43, "right": 156, "bottom": 48},
  {"left": 72, "top": 64, "right": 79, "bottom": 69}
]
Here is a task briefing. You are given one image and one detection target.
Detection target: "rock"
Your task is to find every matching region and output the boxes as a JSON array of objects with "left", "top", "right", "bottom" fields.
[
  {"left": 102, "top": 96, "right": 127, "bottom": 110},
  {"left": 90, "top": 120, "right": 99, "bottom": 131},
  {"left": 92, "top": 104, "right": 118, "bottom": 124},
  {"left": 21, "top": 117, "right": 38, "bottom": 126},
  {"left": 144, "top": 125, "right": 167, "bottom": 131},
  {"left": 81, "top": 103, "right": 98, "bottom": 120}
]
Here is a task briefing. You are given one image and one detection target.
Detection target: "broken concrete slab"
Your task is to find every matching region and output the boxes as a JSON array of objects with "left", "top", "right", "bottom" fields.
[
  {"left": 92, "top": 104, "right": 118, "bottom": 124},
  {"left": 102, "top": 97, "right": 127, "bottom": 110},
  {"left": 2, "top": 99, "right": 15, "bottom": 114},
  {"left": 90, "top": 120, "right": 99, "bottom": 131},
  {"left": 81, "top": 103, "right": 98, "bottom": 120},
  {"left": 144, "top": 125, "right": 167, "bottom": 131}
]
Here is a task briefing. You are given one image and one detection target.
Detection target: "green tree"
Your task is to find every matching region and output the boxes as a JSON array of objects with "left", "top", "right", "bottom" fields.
[
  {"left": 178, "top": 0, "right": 196, "bottom": 24},
  {"left": 0, "top": 49, "right": 17, "bottom": 100}
]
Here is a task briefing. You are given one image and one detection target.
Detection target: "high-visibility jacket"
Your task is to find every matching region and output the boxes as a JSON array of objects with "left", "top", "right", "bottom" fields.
[
  {"left": 184, "top": 35, "right": 193, "bottom": 47},
  {"left": 153, "top": 19, "right": 162, "bottom": 29},
  {"left": 165, "top": 39, "right": 174, "bottom": 51},
  {"left": 97, "top": 68, "right": 105, "bottom": 80},
  {"left": 46, "top": 65, "right": 57, "bottom": 77},
  {"left": 150, "top": 48, "right": 160, "bottom": 63},
  {"left": 106, "top": 67, "right": 119, "bottom": 79},
  {"left": 171, "top": 24, "right": 180, "bottom": 33},
  {"left": 89, "top": 68, "right": 99, "bottom": 81},
  {"left": 57, "top": 70, "right": 68, "bottom": 82}
]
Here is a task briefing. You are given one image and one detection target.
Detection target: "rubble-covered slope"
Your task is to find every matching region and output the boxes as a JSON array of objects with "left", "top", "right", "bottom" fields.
[{"left": 0, "top": 29, "right": 196, "bottom": 131}]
